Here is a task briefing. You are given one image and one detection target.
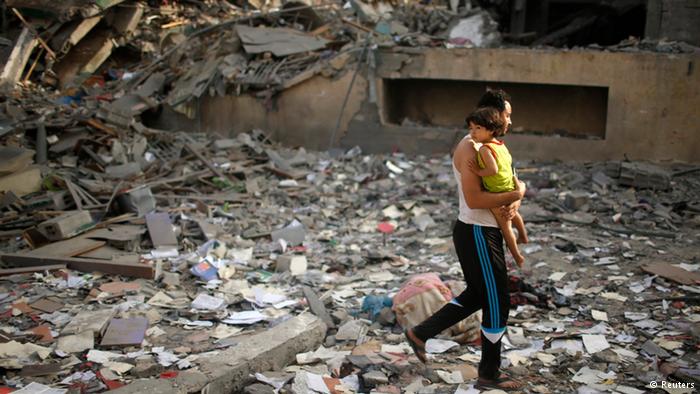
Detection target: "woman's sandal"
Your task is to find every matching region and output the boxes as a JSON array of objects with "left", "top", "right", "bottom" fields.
[
  {"left": 476, "top": 374, "right": 522, "bottom": 391},
  {"left": 404, "top": 328, "right": 427, "bottom": 363}
]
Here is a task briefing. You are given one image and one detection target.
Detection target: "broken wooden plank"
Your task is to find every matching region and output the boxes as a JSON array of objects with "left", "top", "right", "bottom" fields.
[
  {"left": 184, "top": 143, "right": 232, "bottom": 184},
  {"left": 77, "top": 246, "right": 140, "bottom": 265},
  {"left": 153, "top": 193, "right": 245, "bottom": 203},
  {"left": 140, "top": 169, "right": 212, "bottom": 189},
  {"left": 85, "top": 225, "right": 144, "bottom": 242},
  {"left": 0, "top": 264, "right": 66, "bottom": 276},
  {"left": 83, "top": 118, "right": 119, "bottom": 137},
  {"left": 266, "top": 165, "right": 308, "bottom": 180},
  {"left": 10, "top": 8, "right": 57, "bottom": 59},
  {"left": 145, "top": 212, "right": 177, "bottom": 248},
  {"left": 642, "top": 262, "right": 700, "bottom": 286},
  {"left": 0, "top": 253, "right": 154, "bottom": 279},
  {"left": 27, "top": 237, "right": 105, "bottom": 257}
]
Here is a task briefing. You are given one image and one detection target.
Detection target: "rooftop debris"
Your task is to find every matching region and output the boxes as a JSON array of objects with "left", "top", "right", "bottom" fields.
[{"left": 0, "top": 0, "right": 698, "bottom": 393}]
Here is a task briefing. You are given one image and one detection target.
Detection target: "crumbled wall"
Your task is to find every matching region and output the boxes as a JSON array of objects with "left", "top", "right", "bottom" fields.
[{"left": 189, "top": 47, "right": 700, "bottom": 163}]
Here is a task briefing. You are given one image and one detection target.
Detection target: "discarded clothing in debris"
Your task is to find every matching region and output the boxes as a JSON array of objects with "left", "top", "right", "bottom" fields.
[
  {"left": 392, "top": 272, "right": 481, "bottom": 343},
  {"left": 361, "top": 294, "right": 393, "bottom": 320},
  {"left": 508, "top": 276, "right": 553, "bottom": 309}
]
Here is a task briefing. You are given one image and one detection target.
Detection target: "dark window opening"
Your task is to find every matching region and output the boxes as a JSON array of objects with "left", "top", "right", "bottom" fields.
[
  {"left": 383, "top": 79, "right": 608, "bottom": 139},
  {"left": 482, "top": 1, "right": 647, "bottom": 48}
]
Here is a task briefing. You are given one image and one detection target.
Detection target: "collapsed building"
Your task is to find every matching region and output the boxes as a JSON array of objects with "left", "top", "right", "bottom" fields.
[
  {"left": 0, "top": 0, "right": 699, "bottom": 393},
  {"left": 1, "top": 0, "right": 699, "bottom": 162}
]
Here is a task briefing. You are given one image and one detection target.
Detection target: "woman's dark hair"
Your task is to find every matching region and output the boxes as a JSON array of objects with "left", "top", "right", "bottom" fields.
[
  {"left": 465, "top": 107, "right": 506, "bottom": 137},
  {"left": 477, "top": 88, "right": 511, "bottom": 112}
]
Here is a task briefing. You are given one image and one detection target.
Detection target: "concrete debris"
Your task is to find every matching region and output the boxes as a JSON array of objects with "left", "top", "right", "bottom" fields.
[
  {"left": 0, "top": 1, "right": 697, "bottom": 393},
  {"left": 3, "top": 129, "right": 693, "bottom": 393},
  {"left": 447, "top": 10, "right": 501, "bottom": 48}
]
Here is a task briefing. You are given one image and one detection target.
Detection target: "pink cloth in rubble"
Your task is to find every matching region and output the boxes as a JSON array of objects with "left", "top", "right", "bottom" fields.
[
  {"left": 392, "top": 273, "right": 452, "bottom": 307},
  {"left": 392, "top": 272, "right": 481, "bottom": 342}
]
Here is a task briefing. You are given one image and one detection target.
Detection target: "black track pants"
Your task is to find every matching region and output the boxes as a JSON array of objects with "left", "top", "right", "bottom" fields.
[{"left": 412, "top": 220, "right": 510, "bottom": 380}]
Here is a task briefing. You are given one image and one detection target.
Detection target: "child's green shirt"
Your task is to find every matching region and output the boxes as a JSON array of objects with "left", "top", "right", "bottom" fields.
[{"left": 476, "top": 140, "right": 515, "bottom": 193}]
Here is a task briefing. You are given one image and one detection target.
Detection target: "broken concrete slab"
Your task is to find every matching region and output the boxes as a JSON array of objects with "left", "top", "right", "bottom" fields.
[
  {"left": 109, "top": 313, "right": 326, "bottom": 394},
  {"left": 53, "top": 29, "right": 115, "bottom": 88},
  {"left": 0, "top": 27, "right": 38, "bottom": 88},
  {"left": 37, "top": 210, "right": 94, "bottom": 241},
  {"left": 50, "top": 16, "right": 102, "bottom": 54},
  {"left": 57, "top": 330, "right": 94, "bottom": 353},
  {"left": 62, "top": 308, "right": 115, "bottom": 336},
  {"left": 618, "top": 162, "right": 671, "bottom": 190},
  {"left": 0, "top": 165, "right": 41, "bottom": 197},
  {"left": 236, "top": 25, "right": 328, "bottom": 57}
]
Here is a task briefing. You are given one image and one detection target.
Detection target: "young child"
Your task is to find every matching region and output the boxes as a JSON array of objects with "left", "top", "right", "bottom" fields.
[{"left": 465, "top": 107, "right": 528, "bottom": 267}]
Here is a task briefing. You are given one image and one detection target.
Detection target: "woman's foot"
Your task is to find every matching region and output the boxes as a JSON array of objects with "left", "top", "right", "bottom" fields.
[
  {"left": 476, "top": 375, "right": 522, "bottom": 391},
  {"left": 404, "top": 328, "right": 427, "bottom": 363}
]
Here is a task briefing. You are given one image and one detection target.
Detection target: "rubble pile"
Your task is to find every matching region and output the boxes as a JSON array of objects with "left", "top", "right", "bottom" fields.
[
  {"left": 1, "top": 106, "right": 700, "bottom": 392},
  {"left": 1, "top": 0, "right": 695, "bottom": 113},
  {"left": 0, "top": 0, "right": 500, "bottom": 97},
  {"left": 0, "top": 1, "right": 699, "bottom": 393}
]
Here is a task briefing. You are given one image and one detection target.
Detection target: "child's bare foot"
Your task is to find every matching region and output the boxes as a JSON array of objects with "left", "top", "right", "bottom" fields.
[{"left": 517, "top": 232, "right": 529, "bottom": 244}]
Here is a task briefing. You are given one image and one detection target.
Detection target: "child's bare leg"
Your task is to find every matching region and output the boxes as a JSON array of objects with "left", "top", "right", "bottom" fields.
[
  {"left": 490, "top": 208, "right": 525, "bottom": 267},
  {"left": 513, "top": 212, "right": 528, "bottom": 244}
]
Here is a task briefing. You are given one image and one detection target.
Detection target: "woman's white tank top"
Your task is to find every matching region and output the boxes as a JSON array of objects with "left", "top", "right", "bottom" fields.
[{"left": 452, "top": 159, "right": 498, "bottom": 228}]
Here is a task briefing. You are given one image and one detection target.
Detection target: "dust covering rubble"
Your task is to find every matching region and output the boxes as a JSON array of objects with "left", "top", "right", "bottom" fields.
[
  {"left": 0, "top": 0, "right": 699, "bottom": 393},
  {"left": 2, "top": 123, "right": 700, "bottom": 392}
]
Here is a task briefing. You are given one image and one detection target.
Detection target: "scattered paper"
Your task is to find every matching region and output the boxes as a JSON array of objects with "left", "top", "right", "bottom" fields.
[
  {"left": 591, "top": 310, "right": 609, "bottom": 321},
  {"left": 425, "top": 338, "right": 459, "bottom": 354},
  {"left": 582, "top": 334, "right": 610, "bottom": 354},
  {"left": 222, "top": 310, "right": 267, "bottom": 325},
  {"left": 436, "top": 369, "right": 464, "bottom": 384},
  {"left": 549, "top": 272, "right": 567, "bottom": 281},
  {"left": 191, "top": 293, "right": 226, "bottom": 310},
  {"left": 14, "top": 382, "right": 67, "bottom": 394}
]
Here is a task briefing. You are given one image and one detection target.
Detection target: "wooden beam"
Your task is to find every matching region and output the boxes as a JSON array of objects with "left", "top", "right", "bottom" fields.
[
  {"left": 0, "top": 264, "right": 66, "bottom": 276},
  {"left": 10, "top": 8, "right": 56, "bottom": 59},
  {"left": 184, "top": 143, "right": 233, "bottom": 184},
  {"left": 0, "top": 253, "right": 154, "bottom": 279}
]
